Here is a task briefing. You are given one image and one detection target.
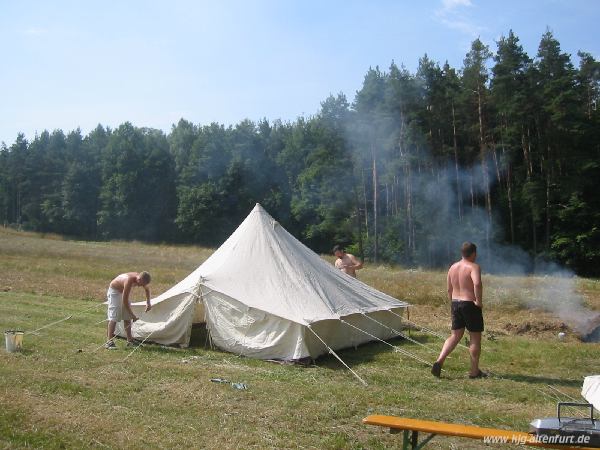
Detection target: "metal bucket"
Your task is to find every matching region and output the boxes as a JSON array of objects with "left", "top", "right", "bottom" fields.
[{"left": 4, "top": 330, "right": 24, "bottom": 352}]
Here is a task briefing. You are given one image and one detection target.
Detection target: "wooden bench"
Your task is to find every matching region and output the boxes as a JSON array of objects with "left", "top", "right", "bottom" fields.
[{"left": 363, "top": 415, "right": 597, "bottom": 450}]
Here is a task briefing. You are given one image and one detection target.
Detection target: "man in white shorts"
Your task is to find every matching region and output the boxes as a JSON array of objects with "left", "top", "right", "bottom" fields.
[{"left": 105, "top": 271, "right": 152, "bottom": 349}]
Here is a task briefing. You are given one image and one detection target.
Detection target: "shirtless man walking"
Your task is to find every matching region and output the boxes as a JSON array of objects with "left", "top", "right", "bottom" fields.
[
  {"left": 105, "top": 271, "right": 152, "bottom": 349},
  {"left": 431, "top": 242, "right": 486, "bottom": 378},
  {"left": 333, "top": 245, "right": 363, "bottom": 278}
]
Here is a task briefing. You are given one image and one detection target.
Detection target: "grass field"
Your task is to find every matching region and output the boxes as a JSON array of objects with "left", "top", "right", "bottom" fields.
[{"left": 1, "top": 227, "right": 600, "bottom": 449}]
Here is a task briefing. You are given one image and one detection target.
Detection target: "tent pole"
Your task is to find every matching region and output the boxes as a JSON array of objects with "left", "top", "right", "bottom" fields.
[
  {"left": 340, "top": 319, "right": 433, "bottom": 367},
  {"left": 197, "top": 285, "right": 215, "bottom": 351},
  {"left": 307, "top": 325, "right": 368, "bottom": 387}
]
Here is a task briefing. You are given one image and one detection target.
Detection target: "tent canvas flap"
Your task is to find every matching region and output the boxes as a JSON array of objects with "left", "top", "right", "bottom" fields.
[{"left": 582, "top": 375, "right": 600, "bottom": 411}]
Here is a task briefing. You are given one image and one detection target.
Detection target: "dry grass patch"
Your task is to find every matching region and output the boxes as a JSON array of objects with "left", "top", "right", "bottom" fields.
[{"left": 0, "top": 227, "right": 212, "bottom": 301}]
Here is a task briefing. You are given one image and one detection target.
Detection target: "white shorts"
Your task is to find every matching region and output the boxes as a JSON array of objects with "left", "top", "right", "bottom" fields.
[{"left": 107, "top": 287, "right": 135, "bottom": 322}]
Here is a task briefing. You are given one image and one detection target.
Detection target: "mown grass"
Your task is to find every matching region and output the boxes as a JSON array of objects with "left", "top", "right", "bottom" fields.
[{"left": 1, "top": 227, "right": 600, "bottom": 449}]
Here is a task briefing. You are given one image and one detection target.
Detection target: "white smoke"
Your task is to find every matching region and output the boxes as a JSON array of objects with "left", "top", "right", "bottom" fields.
[{"left": 343, "top": 112, "right": 599, "bottom": 338}]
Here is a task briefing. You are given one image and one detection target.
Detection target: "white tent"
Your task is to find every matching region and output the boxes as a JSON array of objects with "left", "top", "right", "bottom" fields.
[
  {"left": 120, "top": 203, "right": 409, "bottom": 360},
  {"left": 582, "top": 375, "right": 600, "bottom": 411}
]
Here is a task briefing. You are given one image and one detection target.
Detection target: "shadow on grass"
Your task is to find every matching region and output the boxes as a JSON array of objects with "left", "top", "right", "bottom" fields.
[
  {"left": 116, "top": 324, "right": 209, "bottom": 356},
  {"left": 316, "top": 335, "right": 434, "bottom": 371},
  {"left": 3, "top": 348, "right": 36, "bottom": 356},
  {"left": 491, "top": 372, "right": 582, "bottom": 387},
  {"left": 135, "top": 344, "right": 188, "bottom": 355}
]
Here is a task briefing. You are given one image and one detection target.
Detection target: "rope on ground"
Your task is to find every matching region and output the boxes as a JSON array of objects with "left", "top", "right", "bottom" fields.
[
  {"left": 538, "top": 386, "right": 562, "bottom": 403},
  {"left": 26, "top": 315, "right": 72, "bottom": 335},
  {"left": 546, "top": 384, "right": 578, "bottom": 402},
  {"left": 545, "top": 384, "right": 589, "bottom": 418},
  {"left": 340, "top": 319, "right": 433, "bottom": 367},
  {"left": 388, "top": 310, "right": 470, "bottom": 350},
  {"left": 92, "top": 340, "right": 111, "bottom": 353},
  {"left": 123, "top": 328, "right": 157, "bottom": 361},
  {"left": 388, "top": 310, "right": 447, "bottom": 338},
  {"left": 307, "top": 325, "right": 368, "bottom": 386},
  {"left": 360, "top": 313, "right": 438, "bottom": 354},
  {"left": 532, "top": 385, "right": 589, "bottom": 418},
  {"left": 27, "top": 301, "right": 104, "bottom": 335}
]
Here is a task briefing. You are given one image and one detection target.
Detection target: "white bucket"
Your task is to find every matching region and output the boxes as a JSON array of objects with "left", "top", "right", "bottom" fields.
[{"left": 5, "top": 330, "right": 24, "bottom": 352}]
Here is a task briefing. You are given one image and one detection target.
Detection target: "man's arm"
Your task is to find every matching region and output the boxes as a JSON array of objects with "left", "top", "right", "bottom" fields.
[
  {"left": 122, "top": 277, "right": 138, "bottom": 320},
  {"left": 471, "top": 264, "right": 483, "bottom": 308},
  {"left": 144, "top": 286, "right": 151, "bottom": 312},
  {"left": 447, "top": 270, "right": 453, "bottom": 301},
  {"left": 349, "top": 254, "right": 363, "bottom": 270}
]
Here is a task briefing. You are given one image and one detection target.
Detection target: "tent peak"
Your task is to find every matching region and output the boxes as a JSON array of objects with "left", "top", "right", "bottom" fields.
[
  {"left": 252, "top": 203, "right": 273, "bottom": 217},
  {"left": 251, "top": 203, "right": 278, "bottom": 227}
]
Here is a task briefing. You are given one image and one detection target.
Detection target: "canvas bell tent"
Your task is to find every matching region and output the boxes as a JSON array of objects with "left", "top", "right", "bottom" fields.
[{"left": 120, "top": 204, "right": 409, "bottom": 360}]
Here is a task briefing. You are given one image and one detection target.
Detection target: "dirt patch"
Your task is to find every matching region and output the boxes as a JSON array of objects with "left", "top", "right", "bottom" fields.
[{"left": 504, "top": 320, "right": 568, "bottom": 336}]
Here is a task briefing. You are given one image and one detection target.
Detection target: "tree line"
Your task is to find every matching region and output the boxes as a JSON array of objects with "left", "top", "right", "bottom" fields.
[{"left": 1, "top": 30, "right": 599, "bottom": 275}]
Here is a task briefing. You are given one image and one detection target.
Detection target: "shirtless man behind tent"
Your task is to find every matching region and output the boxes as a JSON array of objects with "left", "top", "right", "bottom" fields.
[
  {"left": 333, "top": 245, "right": 363, "bottom": 278},
  {"left": 431, "top": 242, "right": 486, "bottom": 378},
  {"left": 105, "top": 272, "right": 152, "bottom": 349}
]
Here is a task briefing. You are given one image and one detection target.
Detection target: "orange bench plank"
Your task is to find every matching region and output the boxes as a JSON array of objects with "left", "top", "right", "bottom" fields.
[{"left": 363, "top": 415, "right": 598, "bottom": 449}]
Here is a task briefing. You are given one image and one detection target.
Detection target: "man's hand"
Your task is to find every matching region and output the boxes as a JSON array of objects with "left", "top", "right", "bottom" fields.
[{"left": 475, "top": 300, "right": 483, "bottom": 309}]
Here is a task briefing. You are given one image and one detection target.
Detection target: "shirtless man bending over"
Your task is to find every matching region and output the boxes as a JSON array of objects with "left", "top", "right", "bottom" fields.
[
  {"left": 333, "top": 245, "right": 363, "bottom": 278},
  {"left": 105, "top": 271, "right": 152, "bottom": 349},
  {"left": 431, "top": 242, "right": 486, "bottom": 378}
]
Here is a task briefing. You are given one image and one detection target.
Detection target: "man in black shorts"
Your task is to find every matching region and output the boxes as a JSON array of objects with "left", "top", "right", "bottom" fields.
[{"left": 431, "top": 242, "right": 486, "bottom": 378}]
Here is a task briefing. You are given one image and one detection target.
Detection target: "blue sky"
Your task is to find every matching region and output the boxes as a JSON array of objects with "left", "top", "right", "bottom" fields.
[{"left": 1, "top": 0, "right": 599, "bottom": 145}]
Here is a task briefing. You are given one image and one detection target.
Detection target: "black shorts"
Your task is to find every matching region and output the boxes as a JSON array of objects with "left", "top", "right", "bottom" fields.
[{"left": 451, "top": 301, "right": 484, "bottom": 332}]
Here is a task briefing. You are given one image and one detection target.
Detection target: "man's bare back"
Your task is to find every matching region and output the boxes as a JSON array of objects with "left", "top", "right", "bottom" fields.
[
  {"left": 109, "top": 272, "right": 151, "bottom": 313},
  {"left": 447, "top": 260, "right": 482, "bottom": 305},
  {"left": 110, "top": 272, "right": 142, "bottom": 292}
]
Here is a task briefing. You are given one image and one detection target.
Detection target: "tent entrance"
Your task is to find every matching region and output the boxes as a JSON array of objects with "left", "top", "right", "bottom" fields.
[{"left": 189, "top": 323, "right": 212, "bottom": 348}]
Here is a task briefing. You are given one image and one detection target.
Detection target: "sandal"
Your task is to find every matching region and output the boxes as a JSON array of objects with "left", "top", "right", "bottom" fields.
[
  {"left": 431, "top": 361, "right": 442, "bottom": 378},
  {"left": 468, "top": 370, "right": 488, "bottom": 379}
]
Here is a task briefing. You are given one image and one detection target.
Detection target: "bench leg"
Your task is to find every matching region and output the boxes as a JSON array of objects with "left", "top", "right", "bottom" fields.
[
  {"left": 416, "top": 433, "right": 436, "bottom": 449},
  {"left": 402, "top": 430, "right": 411, "bottom": 450},
  {"left": 411, "top": 430, "right": 418, "bottom": 448},
  {"left": 395, "top": 429, "right": 436, "bottom": 450}
]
